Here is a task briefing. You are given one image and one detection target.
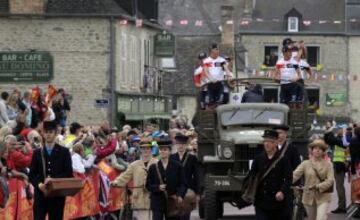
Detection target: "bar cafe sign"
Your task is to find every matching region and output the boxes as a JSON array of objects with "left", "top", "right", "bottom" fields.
[
  {"left": 0, "top": 52, "right": 53, "bottom": 83},
  {"left": 154, "top": 32, "right": 175, "bottom": 57}
]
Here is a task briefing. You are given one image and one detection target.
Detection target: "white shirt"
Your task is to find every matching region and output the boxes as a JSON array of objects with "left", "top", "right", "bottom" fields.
[
  {"left": 72, "top": 153, "right": 96, "bottom": 174},
  {"left": 299, "top": 59, "right": 310, "bottom": 79},
  {"left": 194, "top": 66, "right": 210, "bottom": 87},
  {"left": 276, "top": 57, "right": 299, "bottom": 84},
  {"left": 203, "top": 56, "right": 227, "bottom": 81}
]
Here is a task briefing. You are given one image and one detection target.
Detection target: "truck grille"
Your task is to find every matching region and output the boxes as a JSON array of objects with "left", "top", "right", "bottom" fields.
[
  {"left": 234, "top": 144, "right": 264, "bottom": 161},
  {"left": 231, "top": 144, "right": 263, "bottom": 175}
]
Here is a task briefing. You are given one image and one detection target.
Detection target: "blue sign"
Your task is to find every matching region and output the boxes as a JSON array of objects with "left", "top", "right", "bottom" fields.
[{"left": 95, "top": 99, "right": 109, "bottom": 108}]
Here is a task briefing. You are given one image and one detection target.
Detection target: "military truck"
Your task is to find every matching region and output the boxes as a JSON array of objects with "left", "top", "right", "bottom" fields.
[{"left": 194, "top": 78, "right": 310, "bottom": 219}]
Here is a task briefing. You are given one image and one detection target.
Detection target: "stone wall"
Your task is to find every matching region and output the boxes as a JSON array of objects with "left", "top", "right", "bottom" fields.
[
  {"left": 241, "top": 34, "right": 350, "bottom": 117},
  {"left": 349, "top": 37, "right": 360, "bottom": 122},
  {"left": 0, "top": 17, "right": 110, "bottom": 125}
]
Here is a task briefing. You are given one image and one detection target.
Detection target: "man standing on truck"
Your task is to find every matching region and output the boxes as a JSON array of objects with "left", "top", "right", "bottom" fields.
[
  {"left": 194, "top": 52, "right": 211, "bottom": 110},
  {"left": 273, "top": 124, "right": 301, "bottom": 219},
  {"left": 275, "top": 46, "right": 301, "bottom": 105},
  {"left": 203, "top": 43, "right": 232, "bottom": 106}
]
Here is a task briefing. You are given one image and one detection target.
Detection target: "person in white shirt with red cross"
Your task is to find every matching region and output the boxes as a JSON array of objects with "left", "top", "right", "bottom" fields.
[
  {"left": 203, "top": 43, "right": 232, "bottom": 106},
  {"left": 275, "top": 46, "right": 301, "bottom": 105}
]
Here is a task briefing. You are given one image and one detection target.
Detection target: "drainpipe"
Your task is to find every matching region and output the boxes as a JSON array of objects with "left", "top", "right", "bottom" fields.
[{"left": 109, "top": 16, "right": 116, "bottom": 126}]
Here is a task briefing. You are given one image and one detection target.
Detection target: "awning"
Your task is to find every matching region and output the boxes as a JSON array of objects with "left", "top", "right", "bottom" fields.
[{"left": 122, "top": 112, "right": 172, "bottom": 121}]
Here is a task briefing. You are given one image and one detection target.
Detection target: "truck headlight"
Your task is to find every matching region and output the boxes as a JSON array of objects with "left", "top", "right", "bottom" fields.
[{"left": 222, "top": 147, "right": 233, "bottom": 159}]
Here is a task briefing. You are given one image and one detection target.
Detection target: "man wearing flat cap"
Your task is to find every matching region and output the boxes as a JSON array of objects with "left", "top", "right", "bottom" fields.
[
  {"left": 249, "top": 129, "right": 292, "bottom": 220},
  {"left": 170, "top": 133, "right": 200, "bottom": 220},
  {"left": 146, "top": 139, "right": 186, "bottom": 220},
  {"left": 273, "top": 124, "right": 301, "bottom": 219},
  {"left": 29, "top": 120, "right": 73, "bottom": 220},
  {"left": 111, "top": 141, "right": 158, "bottom": 220}
]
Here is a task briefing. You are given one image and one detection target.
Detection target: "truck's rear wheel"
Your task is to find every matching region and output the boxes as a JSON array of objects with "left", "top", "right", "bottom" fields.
[{"left": 204, "top": 190, "right": 218, "bottom": 220}]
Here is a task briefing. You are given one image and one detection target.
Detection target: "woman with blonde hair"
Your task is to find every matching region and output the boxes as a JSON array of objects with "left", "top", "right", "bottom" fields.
[
  {"left": 0, "top": 126, "right": 12, "bottom": 142},
  {"left": 293, "top": 139, "right": 335, "bottom": 220},
  {"left": 6, "top": 93, "right": 19, "bottom": 121}
]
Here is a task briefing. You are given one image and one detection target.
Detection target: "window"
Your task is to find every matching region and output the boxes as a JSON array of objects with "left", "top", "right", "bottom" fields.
[
  {"left": 307, "top": 88, "right": 320, "bottom": 113},
  {"left": 288, "top": 17, "right": 299, "bottom": 32},
  {"left": 120, "top": 33, "right": 127, "bottom": 89},
  {"left": 263, "top": 88, "right": 279, "bottom": 103},
  {"left": 129, "top": 36, "right": 136, "bottom": 88},
  {"left": 264, "top": 46, "right": 278, "bottom": 67},
  {"left": 306, "top": 46, "right": 319, "bottom": 67}
]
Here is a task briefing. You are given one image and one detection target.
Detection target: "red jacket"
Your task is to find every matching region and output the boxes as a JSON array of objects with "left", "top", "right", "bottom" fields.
[
  {"left": 95, "top": 138, "right": 117, "bottom": 159},
  {"left": 7, "top": 146, "right": 33, "bottom": 170}
]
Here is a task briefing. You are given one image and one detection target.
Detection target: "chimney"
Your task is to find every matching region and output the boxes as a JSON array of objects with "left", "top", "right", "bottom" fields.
[
  {"left": 220, "top": 2, "right": 235, "bottom": 66},
  {"left": 9, "top": 0, "right": 47, "bottom": 14}
]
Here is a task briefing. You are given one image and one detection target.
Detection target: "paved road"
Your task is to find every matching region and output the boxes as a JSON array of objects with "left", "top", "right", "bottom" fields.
[{"left": 191, "top": 179, "right": 354, "bottom": 220}]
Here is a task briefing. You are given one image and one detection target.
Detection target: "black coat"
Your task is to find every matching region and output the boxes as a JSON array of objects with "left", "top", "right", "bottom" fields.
[
  {"left": 146, "top": 160, "right": 186, "bottom": 211},
  {"left": 251, "top": 151, "right": 292, "bottom": 211},
  {"left": 170, "top": 152, "right": 200, "bottom": 194},
  {"left": 280, "top": 141, "right": 301, "bottom": 172},
  {"left": 350, "top": 137, "right": 360, "bottom": 175},
  {"left": 29, "top": 144, "right": 73, "bottom": 195}
]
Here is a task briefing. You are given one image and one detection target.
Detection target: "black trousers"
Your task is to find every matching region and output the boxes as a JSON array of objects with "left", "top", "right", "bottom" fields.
[
  {"left": 280, "top": 82, "right": 298, "bottom": 104},
  {"left": 255, "top": 206, "right": 287, "bottom": 220},
  {"left": 207, "top": 82, "right": 223, "bottom": 104},
  {"left": 152, "top": 210, "right": 180, "bottom": 220},
  {"left": 180, "top": 213, "right": 191, "bottom": 220},
  {"left": 33, "top": 193, "right": 66, "bottom": 220}
]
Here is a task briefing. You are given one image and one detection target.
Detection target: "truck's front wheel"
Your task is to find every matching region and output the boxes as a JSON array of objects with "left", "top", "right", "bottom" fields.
[{"left": 204, "top": 190, "right": 218, "bottom": 220}]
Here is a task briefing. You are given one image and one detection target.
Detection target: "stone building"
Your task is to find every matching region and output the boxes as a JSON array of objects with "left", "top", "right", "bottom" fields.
[
  {"left": 0, "top": 0, "right": 167, "bottom": 127},
  {"left": 159, "top": 0, "right": 360, "bottom": 122},
  {"left": 237, "top": 0, "right": 349, "bottom": 118},
  {"left": 347, "top": 0, "right": 360, "bottom": 122}
]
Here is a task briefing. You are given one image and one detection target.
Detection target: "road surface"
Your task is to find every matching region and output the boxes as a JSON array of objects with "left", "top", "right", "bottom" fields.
[{"left": 191, "top": 179, "right": 355, "bottom": 219}]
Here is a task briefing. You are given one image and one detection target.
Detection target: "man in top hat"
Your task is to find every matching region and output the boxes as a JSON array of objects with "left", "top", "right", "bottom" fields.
[
  {"left": 170, "top": 133, "right": 200, "bottom": 220},
  {"left": 146, "top": 139, "right": 186, "bottom": 220},
  {"left": 273, "top": 124, "right": 301, "bottom": 219},
  {"left": 250, "top": 129, "right": 292, "bottom": 220},
  {"left": 29, "top": 120, "right": 73, "bottom": 220},
  {"left": 111, "top": 141, "right": 158, "bottom": 220}
]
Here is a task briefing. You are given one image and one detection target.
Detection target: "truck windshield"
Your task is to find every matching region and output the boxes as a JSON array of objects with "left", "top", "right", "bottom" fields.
[{"left": 221, "top": 109, "right": 285, "bottom": 126}]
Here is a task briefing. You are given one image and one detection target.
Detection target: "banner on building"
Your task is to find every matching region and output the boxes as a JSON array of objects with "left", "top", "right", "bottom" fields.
[{"left": 325, "top": 92, "right": 347, "bottom": 106}]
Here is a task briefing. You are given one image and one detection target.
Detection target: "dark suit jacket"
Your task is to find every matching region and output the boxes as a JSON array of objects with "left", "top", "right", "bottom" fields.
[
  {"left": 170, "top": 152, "right": 200, "bottom": 194},
  {"left": 29, "top": 143, "right": 73, "bottom": 196},
  {"left": 280, "top": 141, "right": 301, "bottom": 172},
  {"left": 251, "top": 151, "right": 292, "bottom": 211},
  {"left": 146, "top": 159, "right": 186, "bottom": 211}
]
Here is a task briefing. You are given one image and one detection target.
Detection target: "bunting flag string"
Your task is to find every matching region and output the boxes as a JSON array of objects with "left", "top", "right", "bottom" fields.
[
  {"left": 116, "top": 17, "right": 360, "bottom": 28},
  {"left": 248, "top": 70, "right": 358, "bottom": 83}
]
